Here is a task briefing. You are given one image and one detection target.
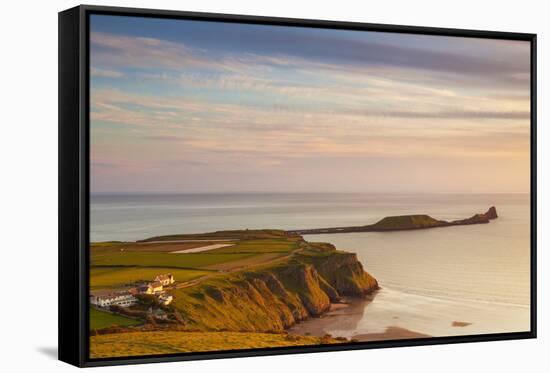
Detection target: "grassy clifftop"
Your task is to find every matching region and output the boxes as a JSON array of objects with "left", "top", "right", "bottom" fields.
[{"left": 169, "top": 241, "right": 378, "bottom": 333}]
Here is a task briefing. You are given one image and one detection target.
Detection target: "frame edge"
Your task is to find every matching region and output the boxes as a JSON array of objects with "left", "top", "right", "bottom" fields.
[
  {"left": 58, "top": 5, "right": 86, "bottom": 367},
  {"left": 59, "top": 4, "right": 537, "bottom": 367}
]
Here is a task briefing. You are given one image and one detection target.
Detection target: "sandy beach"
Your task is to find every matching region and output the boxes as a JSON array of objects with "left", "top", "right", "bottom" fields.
[{"left": 289, "top": 298, "right": 430, "bottom": 342}]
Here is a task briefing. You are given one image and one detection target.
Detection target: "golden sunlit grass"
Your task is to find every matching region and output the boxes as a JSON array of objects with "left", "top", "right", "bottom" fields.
[{"left": 90, "top": 331, "right": 343, "bottom": 358}]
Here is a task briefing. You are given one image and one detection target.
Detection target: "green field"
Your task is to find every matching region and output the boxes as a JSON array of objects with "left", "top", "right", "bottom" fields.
[
  {"left": 88, "top": 234, "right": 299, "bottom": 294},
  {"left": 90, "top": 307, "right": 142, "bottom": 330},
  {"left": 89, "top": 232, "right": 303, "bottom": 300},
  {"left": 91, "top": 251, "right": 257, "bottom": 269},
  {"left": 90, "top": 230, "right": 300, "bottom": 290},
  {"left": 208, "top": 238, "right": 299, "bottom": 254},
  {"left": 90, "top": 267, "right": 212, "bottom": 290},
  {"left": 90, "top": 331, "right": 342, "bottom": 358}
]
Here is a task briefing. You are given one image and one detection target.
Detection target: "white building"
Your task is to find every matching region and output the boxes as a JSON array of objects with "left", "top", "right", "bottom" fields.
[
  {"left": 90, "top": 292, "right": 138, "bottom": 308},
  {"left": 139, "top": 281, "right": 164, "bottom": 295},
  {"left": 158, "top": 294, "right": 173, "bottom": 305},
  {"left": 154, "top": 273, "right": 175, "bottom": 286}
]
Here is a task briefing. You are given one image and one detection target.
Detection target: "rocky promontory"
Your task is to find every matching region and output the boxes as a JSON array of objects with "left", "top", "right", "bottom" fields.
[
  {"left": 289, "top": 206, "right": 498, "bottom": 235},
  {"left": 170, "top": 241, "right": 378, "bottom": 333}
]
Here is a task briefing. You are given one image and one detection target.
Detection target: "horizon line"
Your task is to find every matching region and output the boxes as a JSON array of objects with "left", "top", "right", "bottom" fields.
[{"left": 90, "top": 191, "right": 531, "bottom": 196}]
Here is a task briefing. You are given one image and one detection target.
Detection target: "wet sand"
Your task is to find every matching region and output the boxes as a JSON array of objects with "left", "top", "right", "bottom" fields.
[
  {"left": 289, "top": 299, "right": 430, "bottom": 342},
  {"left": 288, "top": 297, "right": 373, "bottom": 338},
  {"left": 329, "top": 303, "right": 350, "bottom": 311},
  {"left": 353, "top": 326, "right": 430, "bottom": 341}
]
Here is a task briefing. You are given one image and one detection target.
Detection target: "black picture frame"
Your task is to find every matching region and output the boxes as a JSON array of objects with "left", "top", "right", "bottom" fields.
[{"left": 58, "top": 4, "right": 537, "bottom": 368}]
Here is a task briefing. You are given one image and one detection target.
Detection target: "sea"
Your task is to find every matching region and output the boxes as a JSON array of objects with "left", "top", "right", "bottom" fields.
[{"left": 91, "top": 193, "right": 531, "bottom": 338}]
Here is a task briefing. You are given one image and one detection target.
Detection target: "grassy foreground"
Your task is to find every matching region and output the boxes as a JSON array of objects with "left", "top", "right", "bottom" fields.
[{"left": 90, "top": 331, "right": 343, "bottom": 358}]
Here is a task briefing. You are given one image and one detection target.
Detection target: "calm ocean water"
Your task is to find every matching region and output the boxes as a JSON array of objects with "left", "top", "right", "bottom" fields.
[{"left": 91, "top": 193, "right": 531, "bottom": 337}]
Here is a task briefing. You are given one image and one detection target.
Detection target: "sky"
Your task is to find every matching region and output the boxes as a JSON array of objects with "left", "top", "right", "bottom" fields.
[{"left": 89, "top": 15, "right": 531, "bottom": 194}]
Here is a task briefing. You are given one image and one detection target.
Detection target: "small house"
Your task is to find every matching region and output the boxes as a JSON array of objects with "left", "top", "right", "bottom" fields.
[
  {"left": 154, "top": 273, "right": 175, "bottom": 286},
  {"left": 158, "top": 294, "right": 173, "bottom": 305},
  {"left": 139, "top": 281, "right": 164, "bottom": 295}
]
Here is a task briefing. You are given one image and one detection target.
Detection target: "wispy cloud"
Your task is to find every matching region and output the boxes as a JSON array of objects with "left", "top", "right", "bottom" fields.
[
  {"left": 90, "top": 30, "right": 530, "bottom": 90},
  {"left": 90, "top": 32, "right": 219, "bottom": 70},
  {"left": 90, "top": 88, "right": 529, "bottom": 164},
  {"left": 89, "top": 20, "right": 531, "bottom": 193}
]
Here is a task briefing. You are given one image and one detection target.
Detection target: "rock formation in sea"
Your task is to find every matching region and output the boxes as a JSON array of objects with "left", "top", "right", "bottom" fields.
[{"left": 289, "top": 206, "right": 499, "bottom": 235}]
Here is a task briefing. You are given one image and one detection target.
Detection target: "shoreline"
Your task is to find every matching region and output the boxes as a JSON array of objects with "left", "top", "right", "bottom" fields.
[{"left": 288, "top": 295, "right": 432, "bottom": 342}]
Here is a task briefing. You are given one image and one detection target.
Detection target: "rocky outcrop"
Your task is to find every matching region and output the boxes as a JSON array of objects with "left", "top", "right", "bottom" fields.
[
  {"left": 484, "top": 206, "right": 498, "bottom": 220},
  {"left": 289, "top": 207, "right": 498, "bottom": 235},
  {"left": 172, "top": 251, "right": 378, "bottom": 333},
  {"left": 302, "top": 252, "right": 378, "bottom": 297},
  {"left": 369, "top": 215, "right": 448, "bottom": 231},
  {"left": 451, "top": 206, "right": 498, "bottom": 225}
]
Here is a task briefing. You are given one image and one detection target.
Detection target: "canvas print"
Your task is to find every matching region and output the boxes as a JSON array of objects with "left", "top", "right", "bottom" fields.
[{"left": 88, "top": 14, "right": 531, "bottom": 359}]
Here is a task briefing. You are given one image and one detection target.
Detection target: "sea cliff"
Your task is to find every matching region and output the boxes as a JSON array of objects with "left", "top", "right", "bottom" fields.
[{"left": 169, "top": 242, "right": 378, "bottom": 333}]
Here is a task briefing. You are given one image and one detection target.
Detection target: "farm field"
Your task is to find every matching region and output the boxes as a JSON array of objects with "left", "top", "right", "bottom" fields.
[
  {"left": 91, "top": 240, "right": 235, "bottom": 253},
  {"left": 89, "top": 231, "right": 301, "bottom": 288},
  {"left": 206, "top": 238, "right": 300, "bottom": 254},
  {"left": 91, "top": 251, "right": 257, "bottom": 269},
  {"left": 90, "top": 267, "right": 212, "bottom": 290}
]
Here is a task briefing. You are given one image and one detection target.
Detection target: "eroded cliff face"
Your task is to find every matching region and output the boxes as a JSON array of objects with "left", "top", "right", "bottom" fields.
[
  {"left": 303, "top": 251, "right": 379, "bottom": 297},
  {"left": 172, "top": 251, "right": 378, "bottom": 333}
]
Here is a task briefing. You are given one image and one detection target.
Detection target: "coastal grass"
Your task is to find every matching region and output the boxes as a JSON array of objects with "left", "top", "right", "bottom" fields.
[
  {"left": 90, "top": 307, "right": 142, "bottom": 330},
  {"left": 169, "top": 257, "right": 331, "bottom": 332},
  {"left": 90, "top": 266, "right": 212, "bottom": 290},
  {"left": 203, "top": 252, "right": 288, "bottom": 271},
  {"left": 90, "top": 331, "right": 343, "bottom": 358}
]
